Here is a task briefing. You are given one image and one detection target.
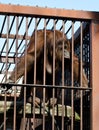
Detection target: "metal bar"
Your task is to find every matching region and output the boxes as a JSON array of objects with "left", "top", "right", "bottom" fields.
[
  {"left": 0, "top": 33, "right": 31, "bottom": 40},
  {"left": 13, "top": 16, "right": 19, "bottom": 130},
  {"left": 23, "top": 17, "right": 28, "bottom": 130},
  {"left": 71, "top": 21, "right": 74, "bottom": 130},
  {"left": 61, "top": 20, "right": 65, "bottom": 130},
  {"left": 0, "top": 56, "right": 16, "bottom": 63},
  {"left": 89, "top": 23, "right": 92, "bottom": 130},
  {"left": 0, "top": 4, "right": 99, "bottom": 20},
  {"left": 0, "top": 82, "right": 92, "bottom": 90},
  {"left": 91, "top": 21, "right": 99, "bottom": 130},
  {"left": 80, "top": 21, "right": 83, "bottom": 130},
  {"left": 52, "top": 19, "right": 56, "bottom": 130},
  {"left": 43, "top": 18, "right": 46, "bottom": 130},
  {"left": 33, "top": 18, "right": 37, "bottom": 130},
  {"left": 3, "top": 88, "right": 7, "bottom": 130}
]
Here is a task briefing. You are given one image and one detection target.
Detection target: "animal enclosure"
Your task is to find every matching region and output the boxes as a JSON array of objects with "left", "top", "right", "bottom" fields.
[{"left": 0, "top": 4, "right": 99, "bottom": 130}]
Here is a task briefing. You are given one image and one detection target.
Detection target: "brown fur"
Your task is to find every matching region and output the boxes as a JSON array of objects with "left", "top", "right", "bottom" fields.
[
  {"left": 9, "top": 30, "right": 70, "bottom": 82},
  {"left": 6, "top": 30, "right": 88, "bottom": 104}
]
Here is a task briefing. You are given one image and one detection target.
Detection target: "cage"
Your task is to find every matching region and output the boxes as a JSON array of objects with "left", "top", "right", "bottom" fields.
[{"left": 0, "top": 4, "right": 99, "bottom": 130}]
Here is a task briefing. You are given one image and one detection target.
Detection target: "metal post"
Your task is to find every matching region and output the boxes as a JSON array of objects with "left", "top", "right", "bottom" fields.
[{"left": 91, "top": 20, "right": 99, "bottom": 130}]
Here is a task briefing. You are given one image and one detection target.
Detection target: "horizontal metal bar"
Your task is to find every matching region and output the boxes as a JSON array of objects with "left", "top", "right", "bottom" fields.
[
  {"left": 0, "top": 33, "right": 31, "bottom": 40},
  {"left": 0, "top": 4, "right": 99, "bottom": 20},
  {"left": 0, "top": 83, "right": 92, "bottom": 90},
  {"left": 0, "top": 56, "right": 16, "bottom": 63}
]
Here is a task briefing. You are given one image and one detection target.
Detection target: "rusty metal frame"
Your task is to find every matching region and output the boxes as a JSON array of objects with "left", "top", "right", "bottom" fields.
[
  {"left": 0, "top": 3, "right": 98, "bottom": 130},
  {"left": 0, "top": 4, "right": 99, "bottom": 20}
]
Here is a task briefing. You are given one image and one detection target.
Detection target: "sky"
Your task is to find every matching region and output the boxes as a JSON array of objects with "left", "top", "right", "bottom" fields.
[{"left": 0, "top": 0, "right": 99, "bottom": 12}]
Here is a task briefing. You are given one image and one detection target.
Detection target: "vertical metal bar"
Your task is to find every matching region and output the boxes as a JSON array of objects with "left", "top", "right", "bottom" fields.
[
  {"left": 4, "top": 15, "right": 10, "bottom": 130},
  {"left": 13, "top": 16, "right": 19, "bottom": 130},
  {"left": 52, "top": 19, "right": 56, "bottom": 130},
  {"left": 23, "top": 16, "right": 28, "bottom": 130},
  {"left": 33, "top": 18, "right": 37, "bottom": 130},
  {"left": 61, "top": 20, "right": 65, "bottom": 130},
  {"left": 53, "top": 19, "right": 56, "bottom": 87},
  {"left": 80, "top": 21, "right": 83, "bottom": 130},
  {"left": 71, "top": 21, "right": 74, "bottom": 130},
  {"left": 43, "top": 18, "right": 47, "bottom": 130},
  {"left": 89, "top": 22, "right": 92, "bottom": 130},
  {"left": 91, "top": 21, "right": 99, "bottom": 130}
]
